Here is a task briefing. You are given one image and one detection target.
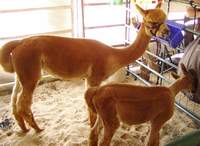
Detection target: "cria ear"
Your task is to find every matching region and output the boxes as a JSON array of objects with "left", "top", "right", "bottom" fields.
[
  {"left": 155, "top": 2, "right": 162, "bottom": 8},
  {"left": 135, "top": 4, "right": 147, "bottom": 17},
  {"left": 188, "top": 69, "right": 198, "bottom": 93},
  {"left": 180, "top": 63, "right": 188, "bottom": 75},
  {"left": 171, "top": 72, "right": 179, "bottom": 79}
]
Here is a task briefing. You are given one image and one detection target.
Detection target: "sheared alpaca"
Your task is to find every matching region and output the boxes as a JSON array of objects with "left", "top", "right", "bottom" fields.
[
  {"left": 0, "top": 3, "right": 169, "bottom": 133},
  {"left": 85, "top": 64, "right": 196, "bottom": 146}
]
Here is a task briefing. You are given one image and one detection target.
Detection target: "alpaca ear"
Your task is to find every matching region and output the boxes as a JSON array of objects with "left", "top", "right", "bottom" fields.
[
  {"left": 171, "top": 72, "right": 180, "bottom": 79},
  {"left": 180, "top": 63, "right": 188, "bottom": 75},
  {"left": 135, "top": 4, "right": 147, "bottom": 17},
  {"left": 188, "top": 69, "right": 198, "bottom": 93},
  {"left": 188, "top": 69, "right": 197, "bottom": 79},
  {"left": 155, "top": 2, "right": 162, "bottom": 8}
]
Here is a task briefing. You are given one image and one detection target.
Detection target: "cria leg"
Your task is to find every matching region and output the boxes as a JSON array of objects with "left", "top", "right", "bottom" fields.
[
  {"left": 147, "top": 113, "right": 169, "bottom": 146},
  {"left": 147, "top": 125, "right": 160, "bottom": 146},
  {"left": 95, "top": 97, "right": 120, "bottom": 146},
  {"left": 88, "top": 112, "right": 99, "bottom": 146},
  {"left": 86, "top": 78, "right": 102, "bottom": 146}
]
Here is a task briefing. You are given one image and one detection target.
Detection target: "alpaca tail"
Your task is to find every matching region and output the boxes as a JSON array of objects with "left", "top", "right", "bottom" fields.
[
  {"left": 85, "top": 87, "right": 98, "bottom": 114},
  {"left": 0, "top": 40, "right": 21, "bottom": 73},
  {"left": 91, "top": 114, "right": 100, "bottom": 131}
]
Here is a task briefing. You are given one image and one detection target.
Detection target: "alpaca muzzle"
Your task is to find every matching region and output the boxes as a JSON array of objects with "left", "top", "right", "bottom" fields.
[{"left": 156, "top": 23, "right": 170, "bottom": 38}]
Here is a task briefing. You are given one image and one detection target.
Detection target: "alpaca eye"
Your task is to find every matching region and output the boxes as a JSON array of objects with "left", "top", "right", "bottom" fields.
[{"left": 146, "top": 22, "right": 162, "bottom": 29}]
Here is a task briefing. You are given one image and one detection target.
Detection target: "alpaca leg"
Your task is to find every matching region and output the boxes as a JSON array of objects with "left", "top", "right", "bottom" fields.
[
  {"left": 95, "top": 97, "right": 120, "bottom": 146},
  {"left": 12, "top": 49, "right": 42, "bottom": 132},
  {"left": 88, "top": 114, "right": 102, "bottom": 146},
  {"left": 16, "top": 83, "right": 42, "bottom": 132},
  {"left": 11, "top": 76, "right": 29, "bottom": 132},
  {"left": 15, "top": 71, "right": 42, "bottom": 132},
  {"left": 88, "top": 111, "right": 99, "bottom": 146},
  {"left": 147, "top": 114, "right": 168, "bottom": 146},
  {"left": 99, "top": 123, "right": 119, "bottom": 146},
  {"left": 147, "top": 126, "right": 160, "bottom": 146},
  {"left": 86, "top": 78, "right": 102, "bottom": 146}
]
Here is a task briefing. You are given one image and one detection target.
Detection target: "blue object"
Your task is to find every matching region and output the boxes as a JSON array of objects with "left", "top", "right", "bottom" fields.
[
  {"left": 155, "top": 20, "right": 184, "bottom": 48},
  {"left": 133, "top": 20, "right": 184, "bottom": 48}
]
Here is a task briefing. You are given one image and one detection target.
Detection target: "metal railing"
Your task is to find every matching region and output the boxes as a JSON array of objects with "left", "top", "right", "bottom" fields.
[
  {"left": 81, "top": 0, "right": 126, "bottom": 46},
  {"left": 0, "top": 1, "right": 74, "bottom": 93},
  {"left": 125, "top": 0, "right": 200, "bottom": 126},
  {"left": 0, "top": 1, "right": 73, "bottom": 41}
]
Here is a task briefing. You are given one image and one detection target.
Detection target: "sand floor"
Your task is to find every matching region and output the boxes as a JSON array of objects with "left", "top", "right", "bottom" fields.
[{"left": 0, "top": 75, "right": 199, "bottom": 146}]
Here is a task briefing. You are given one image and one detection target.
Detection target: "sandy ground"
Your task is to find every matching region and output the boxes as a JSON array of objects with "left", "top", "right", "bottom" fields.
[{"left": 0, "top": 71, "right": 199, "bottom": 146}]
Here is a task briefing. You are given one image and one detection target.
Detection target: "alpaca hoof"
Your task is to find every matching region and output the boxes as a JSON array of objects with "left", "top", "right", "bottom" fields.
[
  {"left": 35, "top": 128, "right": 44, "bottom": 133},
  {"left": 22, "top": 128, "right": 30, "bottom": 133},
  {"left": 89, "top": 139, "right": 98, "bottom": 146}
]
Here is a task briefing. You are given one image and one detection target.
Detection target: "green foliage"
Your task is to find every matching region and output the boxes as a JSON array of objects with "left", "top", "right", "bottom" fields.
[{"left": 111, "top": 0, "right": 123, "bottom": 5}]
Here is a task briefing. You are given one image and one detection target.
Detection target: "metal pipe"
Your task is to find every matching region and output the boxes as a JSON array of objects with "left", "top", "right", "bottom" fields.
[
  {"left": 81, "top": 0, "right": 86, "bottom": 37},
  {"left": 146, "top": 50, "right": 178, "bottom": 69},
  {"left": 0, "top": 5, "right": 71, "bottom": 13},
  {"left": 0, "top": 75, "right": 59, "bottom": 95},
  {"left": 136, "top": 60, "right": 171, "bottom": 84},
  {"left": 0, "top": 29, "right": 72, "bottom": 40},
  {"left": 175, "top": 102, "right": 200, "bottom": 125},
  {"left": 84, "top": 2, "right": 111, "bottom": 6},
  {"left": 84, "top": 2, "right": 126, "bottom": 6},
  {"left": 126, "top": 69, "right": 151, "bottom": 86},
  {"left": 84, "top": 24, "right": 124, "bottom": 30},
  {"left": 185, "top": 28, "right": 200, "bottom": 36}
]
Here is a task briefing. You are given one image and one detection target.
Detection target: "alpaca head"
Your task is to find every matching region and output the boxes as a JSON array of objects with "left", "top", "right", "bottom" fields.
[
  {"left": 171, "top": 63, "right": 198, "bottom": 93},
  {"left": 135, "top": 3, "right": 169, "bottom": 38}
]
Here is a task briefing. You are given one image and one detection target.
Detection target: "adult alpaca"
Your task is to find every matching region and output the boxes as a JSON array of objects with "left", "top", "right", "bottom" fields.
[
  {"left": 0, "top": 3, "right": 169, "bottom": 133},
  {"left": 84, "top": 64, "right": 197, "bottom": 146}
]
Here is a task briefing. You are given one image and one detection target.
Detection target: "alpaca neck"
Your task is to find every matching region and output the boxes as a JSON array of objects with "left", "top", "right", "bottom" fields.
[
  {"left": 169, "top": 77, "right": 190, "bottom": 97},
  {"left": 115, "top": 23, "right": 151, "bottom": 66}
]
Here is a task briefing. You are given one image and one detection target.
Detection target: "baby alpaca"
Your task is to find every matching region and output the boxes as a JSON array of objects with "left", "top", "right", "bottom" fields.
[{"left": 85, "top": 64, "right": 195, "bottom": 146}]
